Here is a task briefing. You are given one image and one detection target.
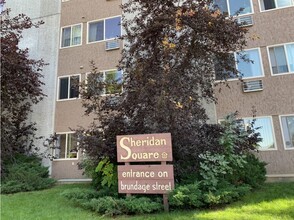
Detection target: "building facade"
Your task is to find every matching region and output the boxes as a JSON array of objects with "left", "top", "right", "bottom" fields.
[
  {"left": 214, "top": 0, "right": 294, "bottom": 180},
  {"left": 6, "top": 0, "right": 294, "bottom": 181},
  {"left": 51, "top": 0, "right": 123, "bottom": 179}
]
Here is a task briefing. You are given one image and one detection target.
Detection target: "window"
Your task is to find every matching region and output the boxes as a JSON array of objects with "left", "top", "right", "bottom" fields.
[
  {"left": 216, "top": 48, "right": 263, "bottom": 80},
  {"left": 61, "top": 24, "right": 82, "bottom": 48},
  {"left": 260, "top": 0, "right": 293, "bottom": 11},
  {"left": 88, "top": 16, "right": 121, "bottom": 43},
  {"left": 243, "top": 117, "right": 276, "bottom": 150},
  {"left": 87, "top": 70, "right": 123, "bottom": 95},
  {"left": 55, "top": 133, "right": 78, "bottom": 159},
  {"left": 213, "top": 0, "right": 253, "bottom": 16},
  {"left": 280, "top": 115, "right": 294, "bottom": 149},
  {"left": 236, "top": 49, "right": 263, "bottom": 78},
  {"left": 268, "top": 43, "right": 294, "bottom": 75},
  {"left": 0, "top": 2, "right": 4, "bottom": 13},
  {"left": 58, "top": 75, "right": 80, "bottom": 100},
  {"left": 105, "top": 70, "right": 123, "bottom": 94}
]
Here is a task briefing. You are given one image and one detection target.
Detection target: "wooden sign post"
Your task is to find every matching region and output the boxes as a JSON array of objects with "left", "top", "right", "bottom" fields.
[{"left": 117, "top": 133, "right": 174, "bottom": 212}]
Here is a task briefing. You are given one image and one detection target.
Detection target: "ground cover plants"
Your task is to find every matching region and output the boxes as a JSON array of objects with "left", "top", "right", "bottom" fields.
[
  {"left": 1, "top": 182, "right": 294, "bottom": 220},
  {"left": 1, "top": 154, "right": 56, "bottom": 194}
]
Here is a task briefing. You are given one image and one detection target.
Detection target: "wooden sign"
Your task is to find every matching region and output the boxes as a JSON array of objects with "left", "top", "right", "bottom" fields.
[
  {"left": 117, "top": 133, "right": 172, "bottom": 162},
  {"left": 118, "top": 165, "right": 174, "bottom": 194}
]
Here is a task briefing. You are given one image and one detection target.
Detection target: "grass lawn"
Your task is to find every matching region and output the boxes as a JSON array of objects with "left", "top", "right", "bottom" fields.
[{"left": 1, "top": 182, "right": 294, "bottom": 220}]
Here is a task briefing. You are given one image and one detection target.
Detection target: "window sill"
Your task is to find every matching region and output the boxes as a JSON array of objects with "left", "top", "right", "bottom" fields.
[
  {"left": 258, "top": 148, "right": 278, "bottom": 152},
  {"left": 215, "top": 75, "right": 264, "bottom": 83},
  {"left": 60, "top": 44, "right": 82, "bottom": 49},
  {"left": 271, "top": 72, "right": 294, "bottom": 76},
  {"left": 52, "top": 158, "right": 79, "bottom": 161},
  {"left": 260, "top": 5, "right": 294, "bottom": 13},
  {"left": 57, "top": 97, "right": 80, "bottom": 102},
  {"left": 87, "top": 38, "right": 121, "bottom": 45}
]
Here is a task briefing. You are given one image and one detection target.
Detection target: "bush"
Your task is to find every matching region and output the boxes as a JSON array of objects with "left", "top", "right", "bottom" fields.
[
  {"left": 227, "top": 154, "right": 267, "bottom": 188},
  {"left": 202, "top": 184, "right": 251, "bottom": 206},
  {"left": 1, "top": 154, "right": 56, "bottom": 194},
  {"left": 82, "top": 196, "right": 121, "bottom": 216},
  {"left": 169, "top": 183, "right": 203, "bottom": 209},
  {"left": 61, "top": 188, "right": 102, "bottom": 201},
  {"left": 62, "top": 190, "right": 162, "bottom": 216},
  {"left": 61, "top": 187, "right": 118, "bottom": 202},
  {"left": 118, "top": 196, "right": 162, "bottom": 215}
]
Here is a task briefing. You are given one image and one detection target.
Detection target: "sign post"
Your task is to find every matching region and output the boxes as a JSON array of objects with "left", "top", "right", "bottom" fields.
[{"left": 117, "top": 133, "right": 174, "bottom": 212}]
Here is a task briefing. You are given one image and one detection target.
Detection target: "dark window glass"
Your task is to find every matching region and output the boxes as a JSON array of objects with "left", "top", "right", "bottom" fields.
[
  {"left": 59, "top": 77, "right": 69, "bottom": 99},
  {"left": 215, "top": 54, "right": 236, "bottom": 80},
  {"left": 61, "top": 27, "right": 71, "bottom": 47},
  {"left": 89, "top": 21, "right": 104, "bottom": 42},
  {"left": 263, "top": 0, "right": 276, "bottom": 10},
  {"left": 58, "top": 134, "right": 66, "bottom": 159},
  {"left": 69, "top": 76, "right": 79, "bottom": 98}
]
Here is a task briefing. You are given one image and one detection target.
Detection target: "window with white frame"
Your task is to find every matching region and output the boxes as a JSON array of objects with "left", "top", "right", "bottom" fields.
[
  {"left": 243, "top": 117, "right": 276, "bottom": 150},
  {"left": 55, "top": 133, "right": 78, "bottom": 159},
  {"left": 213, "top": 0, "right": 253, "bottom": 16},
  {"left": 88, "top": 16, "right": 121, "bottom": 43},
  {"left": 216, "top": 48, "right": 263, "bottom": 80},
  {"left": 268, "top": 43, "right": 294, "bottom": 75},
  {"left": 58, "top": 75, "right": 80, "bottom": 100},
  {"left": 260, "top": 0, "right": 294, "bottom": 11},
  {"left": 219, "top": 116, "right": 276, "bottom": 150},
  {"left": 105, "top": 70, "right": 123, "bottom": 94},
  {"left": 280, "top": 115, "right": 294, "bottom": 149},
  {"left": 87, "top": 70, "right": 123, "bottom": 95},
  {"left": 61, "top": 24, "right": 82, "bottom": 48}
]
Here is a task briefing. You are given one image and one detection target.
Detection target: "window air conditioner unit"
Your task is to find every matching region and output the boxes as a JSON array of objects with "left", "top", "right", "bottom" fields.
[
  {"left": 105, "top": 40, "right": 120, "bottom": 51},
  {"left": 237, "top": 15, "right": 253, "bottom": 27},
  {"left": 243, "top": 80, "right": 263, "bottom": 92}
]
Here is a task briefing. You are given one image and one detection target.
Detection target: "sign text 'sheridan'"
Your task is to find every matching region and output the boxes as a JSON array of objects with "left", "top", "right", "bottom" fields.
[{"left": 117, "top": 133, "right": 172, "bottom": 162}]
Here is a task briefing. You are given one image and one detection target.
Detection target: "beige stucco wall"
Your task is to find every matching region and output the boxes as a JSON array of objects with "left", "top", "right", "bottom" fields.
[
  {"left": 215, "top": 4, "right": 294, "bottom": 176},
  {"left": 53, "top": 0, "right": 122, "bottom": 179},
  {"left": 51, "top": 158, "right": 86, "bottom": 179}
]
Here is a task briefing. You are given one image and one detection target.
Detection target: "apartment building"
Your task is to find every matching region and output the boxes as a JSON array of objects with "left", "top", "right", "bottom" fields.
[
  {"left": 6, "top": 0, "right": 293, "bottom": 181},
  {"left": 51, "top": 0, "right": 123, "bottom": 179},
  {"left": 214, "top": 0, "right": 294, "bottom": 180}
]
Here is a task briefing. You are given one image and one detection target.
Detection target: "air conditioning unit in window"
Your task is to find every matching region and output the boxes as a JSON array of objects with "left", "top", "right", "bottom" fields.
[
  {"left": 105, "top": 40, "right": 120, "bottom": 51},
  {"left": 243, "top": 80, "right": 263, "bottom": 92},
  {"left": 237, "top": 15, "right": 253, "bottom": 27}
]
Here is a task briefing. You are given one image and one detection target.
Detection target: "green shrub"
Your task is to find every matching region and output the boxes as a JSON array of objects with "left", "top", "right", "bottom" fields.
[
  {"left": 61, "top": 186, "right": 118, "bottom": 202},
  {"left": 82, "top": 196, "right": 121, "bottom": 216},
  {"left": 228, "top": 154, "right": 267, "bottom": 188},
  {"left": 62, "top": 189, "right": 162, "bottom": 216},
  {"left": 61, "top": 188, "right": 101, "bottom": 201},
  {"left": 1, "top": 154, "right": 56, "bottom": 194},
  {"left": 169, "top": 183, "right": 203, "bottom": 209},
  {"left": 95, "top": 157, "right": 117, "bottom": 188},
  {"left": 118, "top": 196, "right": 162, "bottom": 214},
  {"left": 203, "top": 184, "right": 251, "bottom": 206},
  {"left": 199, "top": 152, "right": 232, "bottom": 191}
]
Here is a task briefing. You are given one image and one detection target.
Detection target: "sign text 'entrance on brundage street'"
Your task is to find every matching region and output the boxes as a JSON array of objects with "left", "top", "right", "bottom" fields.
[
  {"left": 118, "top": 165, "right": 174, "bottom": 194},
  {"left": 116, "top": 133, "right": 172, "bottom": 162}
]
